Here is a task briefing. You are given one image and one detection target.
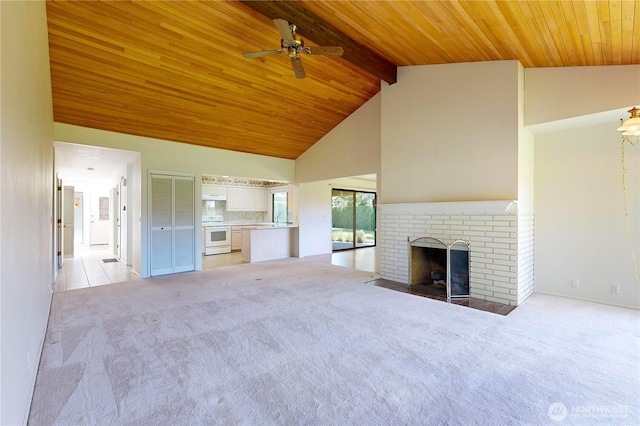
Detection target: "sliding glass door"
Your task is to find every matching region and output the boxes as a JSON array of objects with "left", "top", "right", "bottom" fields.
[{"left": 331, "top": 189, "right": 376, "bottom": 251}]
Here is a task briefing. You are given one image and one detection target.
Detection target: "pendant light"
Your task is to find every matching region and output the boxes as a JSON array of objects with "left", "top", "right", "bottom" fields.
[
  {"left": 617, "top": 106, "right": 640, "bottom": 137},
  {"left": 617, "top": 106, "right": 640, "bottom": 284}
]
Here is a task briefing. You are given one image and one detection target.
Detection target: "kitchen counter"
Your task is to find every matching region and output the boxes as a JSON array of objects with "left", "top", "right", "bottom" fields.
[
  {"left": 202, "top": 222, "right": 292, "bottom": 227},
  {"left": 239, "top": 224, "right": 297, "bottom": 229},
  {"left": 241, "top": 225, "right": 299, "bottom": 263}
]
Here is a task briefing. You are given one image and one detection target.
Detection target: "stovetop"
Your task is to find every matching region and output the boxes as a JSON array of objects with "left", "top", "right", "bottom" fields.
[
  {"left": 202, "top": 214, "right": 227, "bottom": 227},
  {"left": 202, "top": 214, "right": 224, "bottom": 222}
]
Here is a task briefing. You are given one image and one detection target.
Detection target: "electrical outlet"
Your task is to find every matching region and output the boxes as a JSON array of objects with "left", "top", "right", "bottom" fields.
[
  {"left": 571, "top": 278, "right": 579, "bottom": 288},
  {"left": 611, "top": 285, "right": 620, "bottom": 295}
]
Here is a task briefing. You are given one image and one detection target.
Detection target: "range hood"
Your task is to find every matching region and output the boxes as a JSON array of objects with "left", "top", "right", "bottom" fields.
[{"left": 202, "top": 194, "right": 226, "bottom": 201}]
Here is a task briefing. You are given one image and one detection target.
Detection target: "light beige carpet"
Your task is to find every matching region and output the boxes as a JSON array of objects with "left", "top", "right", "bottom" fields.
[{"left": 29, "top": 259, "right": 639, "bottom": 425}]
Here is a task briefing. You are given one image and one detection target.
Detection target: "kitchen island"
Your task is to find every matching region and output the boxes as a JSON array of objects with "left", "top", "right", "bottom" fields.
[{"left": 241, "top": 225, "right": 299, "bottom": 263}]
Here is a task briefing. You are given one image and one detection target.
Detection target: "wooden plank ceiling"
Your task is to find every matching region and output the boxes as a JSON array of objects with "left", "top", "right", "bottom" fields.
[{"left": 47, "top": 1, "right": 640, "bottom": 160}]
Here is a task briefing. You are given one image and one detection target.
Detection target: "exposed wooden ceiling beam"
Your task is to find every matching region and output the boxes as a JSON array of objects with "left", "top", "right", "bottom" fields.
[{"left": 238, "top": 0, "right": 397, "bottom": 84}]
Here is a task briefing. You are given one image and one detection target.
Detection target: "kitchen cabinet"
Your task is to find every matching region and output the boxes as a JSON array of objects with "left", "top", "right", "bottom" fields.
[
  {"left": 226, "top": 187, "right": 244, "bottom": 211},
  {"left": 231, "top": 226, "right": 243, "bottom": 251},
  {"left": 202, "top": 184, "right": 227, "bottom": 197},
  {"left": 241, "top": 188, "right": 254, "bottom": 210},
  {"left": 241, "top": 225, "right": 299, "bottom": 263},
  {"left": 227, "top": 187, "right": 263, "bottom": 211},
  {"left": 254, "top": 188, "right": 268, "bottom": 211}
]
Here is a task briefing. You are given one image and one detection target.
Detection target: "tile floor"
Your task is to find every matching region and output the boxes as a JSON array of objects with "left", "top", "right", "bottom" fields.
[
  {"left": 53, "top": 245, "right": 141, "bottom": 293},
  {"left": 201, "top": 250, "right": 245, "bottom": 269}
]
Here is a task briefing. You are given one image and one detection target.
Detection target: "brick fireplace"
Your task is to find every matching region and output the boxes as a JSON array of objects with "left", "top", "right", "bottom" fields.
[{"left": 378, "top": 201, "right": 534, "bottom": 306}]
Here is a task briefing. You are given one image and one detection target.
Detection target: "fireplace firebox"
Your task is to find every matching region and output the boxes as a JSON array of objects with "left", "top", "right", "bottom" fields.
[{"left": 409, "top": 237, "right": 470, "bottom": 299}]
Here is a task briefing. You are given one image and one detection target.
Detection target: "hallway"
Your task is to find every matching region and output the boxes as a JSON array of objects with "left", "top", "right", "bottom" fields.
[{"left": 53, "top": 245, "right": 140, "bottom": 292}]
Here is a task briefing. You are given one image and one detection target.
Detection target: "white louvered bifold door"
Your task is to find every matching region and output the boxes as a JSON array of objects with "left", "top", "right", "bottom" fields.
[
  {"left": 173, "top": 177, "right": 195, "bottom": 273},
  {"left": 150, "top": 174, "right": 195, "bottom": 276}
]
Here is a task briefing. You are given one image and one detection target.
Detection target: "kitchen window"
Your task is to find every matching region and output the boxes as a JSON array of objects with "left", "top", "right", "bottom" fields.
[{"left": 272, "top": 191, "right": 288, "bottom": 223}]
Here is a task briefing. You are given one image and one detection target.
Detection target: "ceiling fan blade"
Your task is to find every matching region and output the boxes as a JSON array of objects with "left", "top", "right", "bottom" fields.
[
  {"left": 305, "top": 46, "right": 344, "bottom": 56},
  {"left": 243, "top": 50, "right": 282, "bottom": 58},
  {"left": 290, "top": 56, "right": 306, "bottom": 79},
  {"left": 273, "top": 19, "right": 294, "bottom": 44}
]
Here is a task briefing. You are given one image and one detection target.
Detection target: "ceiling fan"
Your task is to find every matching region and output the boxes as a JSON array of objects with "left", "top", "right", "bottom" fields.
[{"left": 243, "top": 19, "right": 344, "bottom": 79}]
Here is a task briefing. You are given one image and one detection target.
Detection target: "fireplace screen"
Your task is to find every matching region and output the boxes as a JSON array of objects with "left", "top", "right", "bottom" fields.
[
  {"left": 409, "top": 237, "right": 470, "bottom": 299},
  {"left": 448, "top": 240, "right": 470, "bottom": 298}
]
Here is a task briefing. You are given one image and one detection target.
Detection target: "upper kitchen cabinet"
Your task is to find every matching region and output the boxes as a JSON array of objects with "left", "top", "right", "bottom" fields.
[
  {"left": 203, "top": 176, "right": 284, "bottom": 212},
  {"left": 254, "top": 189, "right": 268, "bottom": 211},
  {"left": 227, "top": 187, "right": 268, "bottom": 212},
  {"left": 227, "top": 187, "right": 254, "bottom": 211},
  {"left": 202, "top": 184, "right": 227, "bottom": 197},
  {"left": 227, "top": 187, "right": 244, "bottom": 211}
]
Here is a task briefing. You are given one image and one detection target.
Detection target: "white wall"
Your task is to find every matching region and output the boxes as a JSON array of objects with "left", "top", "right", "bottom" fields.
[
  {"left": 55, "top": 124, "right": 295, "bottom": 182},
  {"left": 526, "top": 64, "right": 640, "bottom": 308},
  {"left": 298, "top": 181, "right": 333, "bottom": 257},
  {"left": 518, "top": 62, "right": 535, "bottom": 213},
  {"left": 517, "top": 63, "right": 536, "bottom": 303},
  {"left": 294, "top": 94, "right": 380, "bottom": 258},
  {"left": 295, "top": 93, "right": 381, "bottom": 183},
  {"left": 380, "top": 61, "right": 520, "bottom": 204},
  {"left": 0, "top": 1, "right": 55, "bottom": 423},
  {"left": 534, "top": 122, "right": 640, "bottom": 309},
  {"left": 518, "top": 131, "right": 535, "bottom": 212},
  {"left": 54, "top": 124, "right": 295, "bottom": 277},
  {"left": 525, "top": 65, "right": 640, "bottom": 126}
]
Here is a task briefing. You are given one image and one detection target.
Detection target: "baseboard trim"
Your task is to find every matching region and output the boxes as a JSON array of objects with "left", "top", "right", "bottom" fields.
[
  {"left": 23, "top": 286, "right": 54, "bottom": 425},
  {"left": 534, "top": 290, "right": 640, "bottom": 310}
]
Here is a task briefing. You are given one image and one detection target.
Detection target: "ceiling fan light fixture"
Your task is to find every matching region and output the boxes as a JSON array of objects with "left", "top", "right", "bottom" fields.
[
  {"left": 242, "top": 18, "right": 344, "bottom": 79},
  {"left": 617, "top": 106, "right": 640, "bottom": 132}
]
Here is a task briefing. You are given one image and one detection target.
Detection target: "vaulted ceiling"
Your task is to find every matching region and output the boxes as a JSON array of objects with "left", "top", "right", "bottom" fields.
[{"left": 47, "top": 1, "right": 639, "bottom": 160}]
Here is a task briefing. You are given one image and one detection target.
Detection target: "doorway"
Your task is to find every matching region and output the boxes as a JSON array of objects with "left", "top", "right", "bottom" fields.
[
  {"left": 53, "top": 141, "right": 141, "bottom": 277},
  {"left": 74, "top": 192, "right": 83, "bottom": 244},
  {"left": 331, "top": 189, "right": 376, "bottom": 251},
  {"left": 149, "top": 172, "right": 196, "bottom": 276},
  {"left": 63, "top": 186, "right": 75, "bottom": 258},
  {"left": 90, "top": 193, "right": 110, "bottom": 245}
]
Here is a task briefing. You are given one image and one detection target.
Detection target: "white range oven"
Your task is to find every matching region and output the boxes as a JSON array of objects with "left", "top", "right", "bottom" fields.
[{"left": 203, "top": 215, "right": 231, "bottom": 255}]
